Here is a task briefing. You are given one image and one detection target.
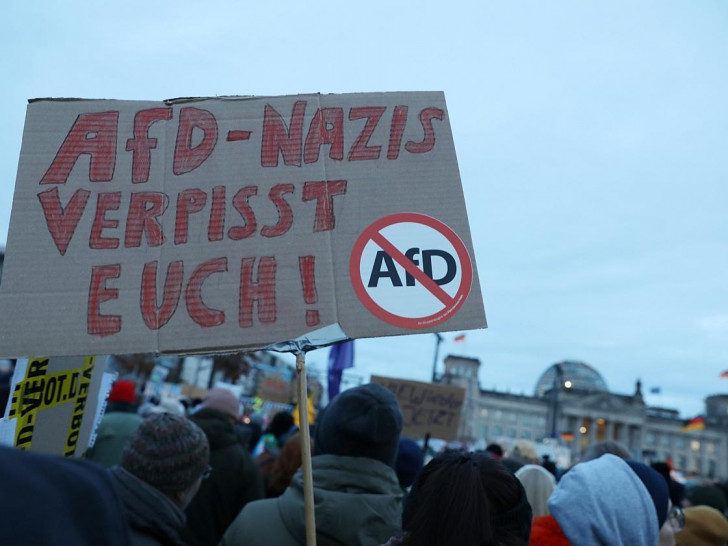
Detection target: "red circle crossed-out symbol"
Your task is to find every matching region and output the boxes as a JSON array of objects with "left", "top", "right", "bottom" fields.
[{"left": 349, "top": 212, "right": 473, "bottom": 329}]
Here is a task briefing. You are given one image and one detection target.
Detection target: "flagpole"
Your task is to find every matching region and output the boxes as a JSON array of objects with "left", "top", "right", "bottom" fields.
[
  {"left": 431, "top": 333, "right": 443, "bottom": 382},
  {"left": 296, "top": 351, "right": 316, "bottom": 546}
]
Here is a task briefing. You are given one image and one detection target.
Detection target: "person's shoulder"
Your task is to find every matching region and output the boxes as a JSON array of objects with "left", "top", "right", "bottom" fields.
[
  {"left": 221, "top": 498, "right": 285, "bottom": 545},
  {"left": 241, "top": 497, "right": 278, "bottom": 516},
  {"left": 3, "top": 446, "right": 109, "bottom": 486},
  {"left": 101, "top": 411, "right": 143, "bottom": 426},
  {"left": 0, "top": 447, "right": 130, "bottom": 546}
]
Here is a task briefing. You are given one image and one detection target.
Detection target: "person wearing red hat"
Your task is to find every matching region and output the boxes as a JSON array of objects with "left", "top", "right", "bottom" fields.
[{"left": 87, "top": 380, "right": 142, "bottom": 468}]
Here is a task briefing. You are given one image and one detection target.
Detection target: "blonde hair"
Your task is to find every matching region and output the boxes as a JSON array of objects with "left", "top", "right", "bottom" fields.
[{"left": 515, "top": 464, "right": 556, "bottom": 517}]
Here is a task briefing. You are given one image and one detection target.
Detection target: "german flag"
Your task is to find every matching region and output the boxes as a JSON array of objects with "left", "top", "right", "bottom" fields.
[
  {"left": 454, "top": 333, "right": 466, "bottom": 342},
  {"left": 560, "top": 432, "right": 575, "bottom": 442},
  {"left": 720, "top": 370, "right": 728, "bottom": 378},
  {"left": 681, "top": 416, "right": 706, "bottom": 432}
]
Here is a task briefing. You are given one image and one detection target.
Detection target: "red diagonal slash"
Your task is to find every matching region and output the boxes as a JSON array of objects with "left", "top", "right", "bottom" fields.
[{"left": 371, "top": 231, "right": 455, "bottom": 307}]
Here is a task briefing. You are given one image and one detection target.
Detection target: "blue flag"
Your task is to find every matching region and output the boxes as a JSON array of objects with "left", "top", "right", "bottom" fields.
[
  {"left": 650, "top": 387, "right": 661, "bottom": 394},
  {"left": 327, "top": 340, "right": 354, "bottom": 401}
]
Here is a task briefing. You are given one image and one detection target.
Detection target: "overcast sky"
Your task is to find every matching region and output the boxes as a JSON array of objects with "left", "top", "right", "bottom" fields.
[{"left": 2, "top": 1, "right": 727, "bottom": 417}]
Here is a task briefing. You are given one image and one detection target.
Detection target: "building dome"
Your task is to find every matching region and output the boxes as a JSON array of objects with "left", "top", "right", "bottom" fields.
[{"left": 535, "top": 360, "right": 608, "bottom": 397}]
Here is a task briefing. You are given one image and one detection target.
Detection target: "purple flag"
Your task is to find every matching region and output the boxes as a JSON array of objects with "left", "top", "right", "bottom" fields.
[{"left": 327, "top": 340, "right": 354, "bottom": 401}]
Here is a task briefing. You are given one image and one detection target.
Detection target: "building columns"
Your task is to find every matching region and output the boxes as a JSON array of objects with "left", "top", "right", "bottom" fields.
[
  {"left": 605, "top": 420, "right": 614, "bottom": 442},
  {"left": 588, "top": 417, "right": 597, "bottom": 445},
  {"left": 630, "top": 425, "right": 643, "bottom": 457},
  {"left": 618, "top": 421, "right": 629, "bottom": 446}
]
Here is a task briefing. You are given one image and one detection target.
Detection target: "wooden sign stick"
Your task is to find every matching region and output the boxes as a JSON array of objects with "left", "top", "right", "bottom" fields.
[{"left": 296, "top": 351, "right": 316, "bottom": 546}]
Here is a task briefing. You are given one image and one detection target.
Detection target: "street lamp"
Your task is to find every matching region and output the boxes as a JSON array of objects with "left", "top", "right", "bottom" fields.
[{"left": 550, "top": 363, "right": 564, "bottom": 438}]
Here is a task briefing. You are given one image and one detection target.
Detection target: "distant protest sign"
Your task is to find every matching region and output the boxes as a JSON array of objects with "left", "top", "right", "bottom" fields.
[
  {"left": 0, "top": 92, "right": 485, "bottom": 358},
  {"left": 256, "top": 364, "right": 293, "bottom": 404},
  {"left": 0, "top": 356, "right": 108, "bottom": 456},
  {"left": 371, "top": 375, "right": 465, "bottom": 441}
]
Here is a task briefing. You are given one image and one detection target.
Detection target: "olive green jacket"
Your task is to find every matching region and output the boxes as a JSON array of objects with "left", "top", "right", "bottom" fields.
[{"left": 219, "top": 454, "right": 402, "bottom": 546}]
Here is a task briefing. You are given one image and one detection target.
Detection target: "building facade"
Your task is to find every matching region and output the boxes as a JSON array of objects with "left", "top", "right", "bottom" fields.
[{"left": 439, "top": 355, "right": 728, "bottom": 479}]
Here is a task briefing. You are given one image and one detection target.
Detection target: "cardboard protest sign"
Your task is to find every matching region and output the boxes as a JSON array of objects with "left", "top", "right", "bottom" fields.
[
  {"left": 88, "top": 370, "right": 117, "bottom": 449},
  {"left": 371, "top": 375, "right": 465, "bottom": 441},
  {"left": 0, "top": 356, "right": 107, "bottom": 456},
  {"left": 143, "top": 379, "right": 181, "bottom": 400},
  {"left": 0, "top": 92, "right": 486, "bottom": 358},
  {"left": 256, "top": 364, "right": 293, "bottom": 404},
  {"left": 180, "top": 383, "right": 209, "bottom": 401}
]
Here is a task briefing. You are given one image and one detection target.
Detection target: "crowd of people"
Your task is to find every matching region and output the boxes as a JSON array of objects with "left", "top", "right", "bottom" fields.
[{"left": 3, "top": 378, "right": 728, "bottom": 546}]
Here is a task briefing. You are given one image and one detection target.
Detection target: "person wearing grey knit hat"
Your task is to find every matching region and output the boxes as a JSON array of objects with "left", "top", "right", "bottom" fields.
[
  {"left": 109, "top": 413, "right": 210, "bottom": 546},
  {"left": 221, "top": 382, "right": 405, "bottom": 546}
]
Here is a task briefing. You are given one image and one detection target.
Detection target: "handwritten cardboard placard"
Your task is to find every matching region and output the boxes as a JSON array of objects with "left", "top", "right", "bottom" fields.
[
  {"left": 0, "top": 93, "right": 485, "bottom": 358},
  {"left": 371, "top": 375, "right": 465, "bottom": 441}
]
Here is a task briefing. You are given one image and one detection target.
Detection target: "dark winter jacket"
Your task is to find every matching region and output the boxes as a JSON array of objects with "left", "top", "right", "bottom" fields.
[
  {"left": 220, "top": 454, "right": 403, "bottom": 546},
  {"left": 0, "top": 446, "right": 130, "bottom": 546},
  {"left": 110, "top": 466, "right": 187, "bottom": 546},
  {"left": 182, "top": 408, "right": 264, "bottom": 546}
]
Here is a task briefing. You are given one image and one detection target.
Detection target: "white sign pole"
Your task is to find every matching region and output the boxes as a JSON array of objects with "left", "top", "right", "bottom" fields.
[{"left": 296, "top": 351, "right": 317, "bottom": 546}]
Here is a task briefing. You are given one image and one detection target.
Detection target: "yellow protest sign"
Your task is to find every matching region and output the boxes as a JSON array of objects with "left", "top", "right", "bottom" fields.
[{"left": 2, "top": 356, "right": 104, "bottom": 456}]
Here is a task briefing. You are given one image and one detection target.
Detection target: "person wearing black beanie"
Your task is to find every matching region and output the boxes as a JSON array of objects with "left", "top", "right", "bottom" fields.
[
  {"left": 313, "top": 382, "right": 402, "bottom": 466},
  {"left": 396, "top": 438, "right": 425, "bottom": 492},
  {"left": 220, "top": 383, "right": 404, "bottom": 546},
  {"left": 652, "top": 462, "right": 687, "bottom": 509},
  {"left": 625, "top": 460, "right": 670, "bottom": 530},
  {"left": 625, "top": 460, "right": 677, "bottom": 546}
]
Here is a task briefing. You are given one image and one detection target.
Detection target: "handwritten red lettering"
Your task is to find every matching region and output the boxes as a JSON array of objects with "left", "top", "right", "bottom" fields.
[
  {"left": 261, "top": 101, "right": 306, "bottom": 167},
  {"left": 126, "top": 107, "right": 173, "bottom": 183},
  {"left": 261, "top": 184, "right": 295, "bottom": 238},
  {"left": 302, "top": 180, "right": 347, "bottom": 232},
  {"left": 348, "top": 106, "right": 386, "bottom": 161},
  {"left": 304, "top": 108, "right": 344, "bottom": 164},
  {"left": 125, "top": 192, "right": 167, "bottom": 248},
  {"left": 173, "top": 107, "right": 218, "bottom": 175},
  {"left": 89, "top": 192, "right": 121, "bottom": 249},
  {"left": 88, "top": 264, "right": 122, "bottom": 336},
  {"left": 38, "top": 187, "right": 91, "bottom": 256},
  {"left": 140, "top": 260, "right": 184, "bottom": 329},
  {"left": 239, "top": 257, "right": 277, "bottom": 327},
  {"left": 185, "top": 257, "right": 228, "bottom": 327},
  {"left": 405, "top": 107, "right": 444, "bottom": 154},
  {"left": 41, "top": 111, "right": 119, "bottom": 184}
]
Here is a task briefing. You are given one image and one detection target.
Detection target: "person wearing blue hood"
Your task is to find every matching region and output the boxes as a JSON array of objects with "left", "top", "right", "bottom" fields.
[{"left": 530, "top": 453, "right": 677, "bottom": 546}]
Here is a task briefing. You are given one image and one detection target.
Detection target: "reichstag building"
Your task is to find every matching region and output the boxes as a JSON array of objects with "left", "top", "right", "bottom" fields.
[{"left": 439, "top": 355, "right": 728, "bottom": 479}]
